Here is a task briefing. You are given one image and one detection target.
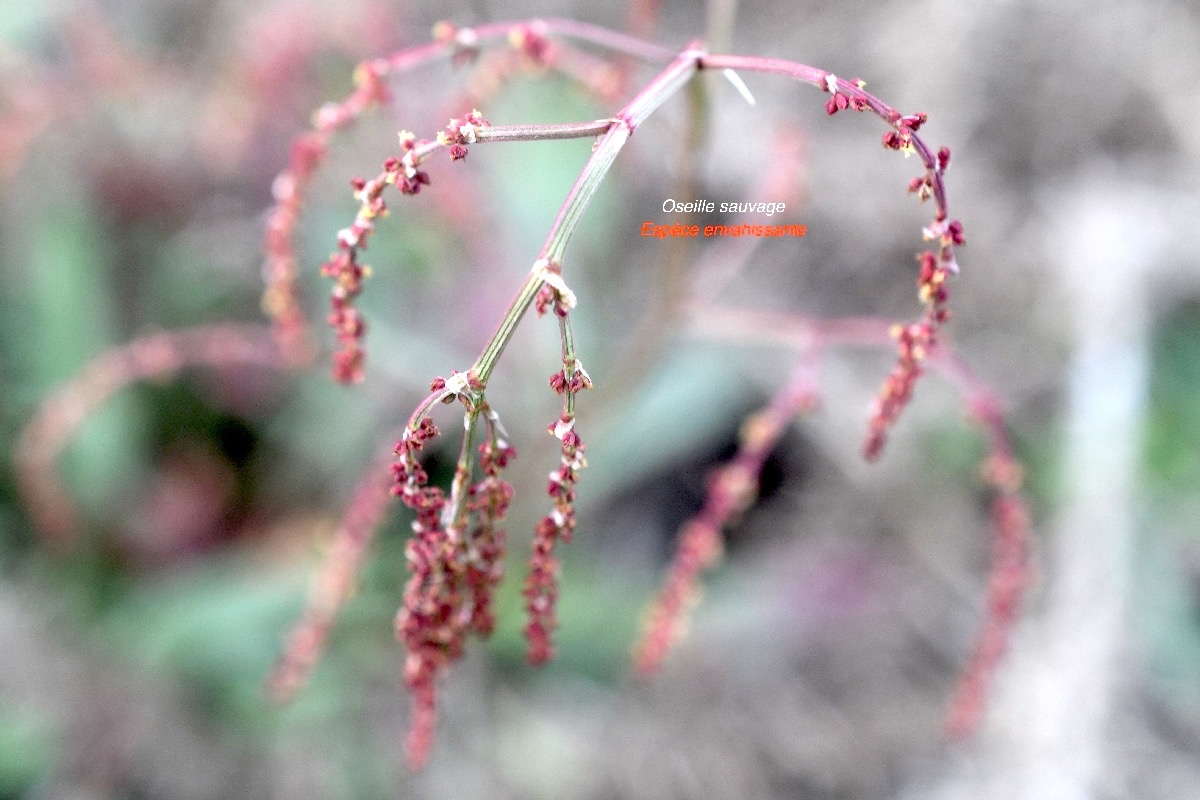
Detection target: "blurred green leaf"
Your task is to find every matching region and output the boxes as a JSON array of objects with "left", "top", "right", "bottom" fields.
[
  {"left": 0, "top": 702, "right": 57, "bottom": 797},
  {"left": 7, "top": 196, "right": 149, "bottom": 526}
]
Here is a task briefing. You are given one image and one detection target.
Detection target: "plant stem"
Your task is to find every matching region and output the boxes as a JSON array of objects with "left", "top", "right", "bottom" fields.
[
  {"left": 560, "top": 315, "right": 578, "bottom": 418},
  {"left": 541, "top": 126, "right": 630, "bottom": 264},
  {"left": 475, "top": 120, "right": 615, "bottom": 143},
  {"left": 443, "top": 409, "right": 481, "bottom": 530},
  {"left": 685, "top": 303, "right": 998, "bottom": 412},
  {"left": 381, "top": 18, "right": 674, "bottom": 74},
  {"left": 699, "top": 54, "right": 950, "bottom": 217},
  {"left": 471, "top": 48, "right": 705, "bottom": 385},
  {"left": 471, "top": 274, "right": 543, "bottom": 385},
  {"left": 591, "top": 69, "right": 709, "bottom": 429}
]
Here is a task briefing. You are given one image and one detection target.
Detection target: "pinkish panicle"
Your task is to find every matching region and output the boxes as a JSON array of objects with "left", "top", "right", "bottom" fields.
[
  {"left": 524, "top": 349, "right": 591, "bottom": 666},
  {"left": 269, "top": 449, "right": 394, "bottom": 701},
  {"left": 14, "top": 325, "right": 280, "bottom": 550},
  {"left": 465, "top": 436, "right": 516, "bottom": 635},
  {"left": 509, "top": 21, "right": 552, "bottom": 65},
  {"left": 524, "top": 421, "right": 587, "bottom": 665},
  {"left": 633, "top": 520, "right": 722, "bottom": 675},
  {"left": 946, "top": 448, "right": 1032, "bottom": 737},
  {"left": 317, "top": 144, "right": 415, "bottom": 384},
  {"left": 806, "top": 73, "right": 964, "bottom": 459},
  {"left": 391, "top": 415, "right": 456, "bottom": 769},
  {"left": 262, "top": 54, "right": 400, "bottom": 367},
  {"left": 634, "top": 375, "right": 820, "bottom": 675},
  {"left": 863, "top": 233, "right": 959, "bottom": 461},
  {"left": 390, "top": 404, "right": 516, "bottom": 768},
  {"left": 320, "top": 113, "right": 491, "bottom": 384}
]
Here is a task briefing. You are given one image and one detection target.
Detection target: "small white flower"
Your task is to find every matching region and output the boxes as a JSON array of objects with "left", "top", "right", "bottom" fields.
[
  {"left": 271, "top": 173, "right": 296, "bottom": 202},
  {"left": 456, "top": 27, "right": 478, "bottom": 48},
  {"left": 315, "top": 102, "right": 341, "bottom": 129},
  {"left": 571, "top": 360, "right": 593, "bottom": 388},
  {"left": 824, "top": 73, "right": 839, "bottom": 94},
  {"left": 401, "top": 151, "right": 418, "bottom": 179},
  {"left": 553, "top": 416, "right": 575, "bottom": 440},
  {"left": 541, "top": 271, "right": 577, "bottom": 310},
  {"left": 922, "top": 220, "right": 947, "bottom": 241},
  {"left": 443, "top": 372, "right": 469, "bottom": 396}
]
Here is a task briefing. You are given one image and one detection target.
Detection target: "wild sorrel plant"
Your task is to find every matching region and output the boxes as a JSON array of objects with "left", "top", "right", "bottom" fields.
[
  {"left": 15, "top": 15, "right": 1030, "bottom": 773},
  {"left": 257, "top": 18, "right": 1021, "bottom": 768}
]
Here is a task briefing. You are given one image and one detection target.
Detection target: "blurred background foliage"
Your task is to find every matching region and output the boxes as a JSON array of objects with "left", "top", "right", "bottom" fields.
[{"left": 2, "top": 0, "right": 1200, "bottom": 798}]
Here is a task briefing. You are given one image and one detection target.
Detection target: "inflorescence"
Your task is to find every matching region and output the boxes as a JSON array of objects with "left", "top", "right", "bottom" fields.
[
  {"left": 256, "top": 20, "right": 1003, "bottom": 769},
  {"left": 11, "top": 15, "right": 1023, "bottom": 773}
]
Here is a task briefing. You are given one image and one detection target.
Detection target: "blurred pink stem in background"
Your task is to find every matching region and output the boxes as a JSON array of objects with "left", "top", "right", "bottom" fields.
[
  {"left": 912, "top": 176, "right": 1162, "bottom": 799},
  {"left": 14, "top": 325, "right": 281, "bottom": 550}
]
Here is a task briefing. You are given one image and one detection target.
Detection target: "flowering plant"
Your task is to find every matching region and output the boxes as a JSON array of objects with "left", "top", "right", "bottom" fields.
[{"left": 14, "top": 14, "right": 1030, "bottom": 773}]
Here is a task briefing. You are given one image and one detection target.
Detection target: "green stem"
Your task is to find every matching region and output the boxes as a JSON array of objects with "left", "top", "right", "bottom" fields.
[
  {"left": 541, "top": 125, "right": 631, "bottom": 264},
  {"left": 443, "top": 408, "right": 481, "bottom": 531},
  {"left": 472, "top": 273, "right": 544, "bottom": 385},
  {"left": 559, "top": 314, "right": 578, "bottom": 418},
  {"left": 470, "top": 47, "right": 705, "bottom": 385}
]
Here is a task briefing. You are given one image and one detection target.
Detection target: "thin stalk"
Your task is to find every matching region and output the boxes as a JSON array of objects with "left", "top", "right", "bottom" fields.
[
  {"left": 470, "top": 48, "right": 705, "bottom": 385},
  {"left": 443, "top": 409, "right": 481, "bottom": 530},
  {"left": 560, "top": 315, "right": 578, "bottom": 418},
  {"left": 699, "top": 53, "right": 950, "bottom": 217},
  {"left": 407, "top": 119, "right": 617, "bottom": 169},
  {"left": 381, "top": 18, "right": 674, "bottom": 74},
  {"left": 475, "top": 120, "right": 615, "bottom": 143},
  {"left": 685, "top": 304, "right": 997, "bottom": 412},
  {"left": 472, "top": 273, "right": 544, "bottom": 385},
  {"left": 541, "top": 126, "right": 631, "bottom": 263},
  {"left": 406, "top": 385, "right": 459, "bottom": 429},
  {"left": 592, "top": 71, "right": 709, "bottom": 428}
]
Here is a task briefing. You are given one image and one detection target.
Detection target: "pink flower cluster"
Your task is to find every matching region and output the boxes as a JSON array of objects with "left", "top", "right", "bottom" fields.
[
  {"left": 946, "top": 449, "right": 1032, "bottom": 737},
  {"left": 249, "top": 18, "right": 1033, "bottom": 772},
  {"left": 524, "top": 413, "right": 587, "bottom": 665},
  {"left": 389, "top": 386, "right": 516, "bottom": 768},
  {"left": 436, "top": 109, "right": 488, "bottom": 161},
  {"left": 815, "top": 71, "right": 966, "bottom": 460},
  {"left": 634, "top": 381, "right": 821, "bottom": 676},
  {"left": 262, "top": 57, "right": 393, "bottom": 368},
  {"left": 863, "top": 247, "right": 955, "bottom": 461},
  {"left": 320, "top": 112, "right": 490, "bottom": 383}
]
